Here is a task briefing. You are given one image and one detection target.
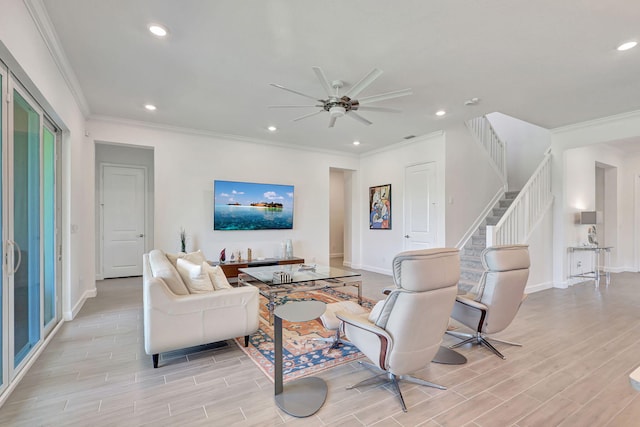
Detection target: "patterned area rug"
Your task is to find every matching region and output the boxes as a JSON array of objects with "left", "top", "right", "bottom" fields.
[{"left": 235, "top": 288, "right": 375, "bottom": 382}]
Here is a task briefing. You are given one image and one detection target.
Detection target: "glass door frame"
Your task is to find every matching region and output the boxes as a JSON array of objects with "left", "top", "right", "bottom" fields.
[
  {"left": 41, "top": 119, "right": 59, "bottom": 338},
  {"left": 0, "top": 59, "right": 7, "bottom": 394},
  {"left": 7, "top": 78, "right": 43, "bottom": 376}
]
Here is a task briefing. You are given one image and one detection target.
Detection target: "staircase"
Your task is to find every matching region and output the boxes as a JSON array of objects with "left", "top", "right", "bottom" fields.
[{"left": 459, "top": 191, "right": 519, "bottom": 292}]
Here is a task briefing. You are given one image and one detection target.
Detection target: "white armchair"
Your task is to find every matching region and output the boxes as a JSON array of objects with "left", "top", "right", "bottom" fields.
[
  {"left": 143, "top": 250, "right": 259, "bottom": 368},
  {"left": 448, "top": 244, "right": 530, "bottom": 359},
  {"left": 337, "top": 248, "right": 460, "bottom": 412}
]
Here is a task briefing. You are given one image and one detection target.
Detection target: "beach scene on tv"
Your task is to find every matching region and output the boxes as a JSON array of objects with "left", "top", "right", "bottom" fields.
[{"left": 214, "top": 180, "right": 294, "bottom": 230}]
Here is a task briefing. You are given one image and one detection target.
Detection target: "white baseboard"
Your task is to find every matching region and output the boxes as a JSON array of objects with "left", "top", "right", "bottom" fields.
[
  {"left": 360, "top": 264, "right": 393, "bottom": 276},
  {"left": 64, "top": 287, "right": 97, "bottom": 321},
  {"left": 525, "top": 281, "right": 553, "bottom": 293},
  {"left": 330, "top": 252, "right": 344, "bottom": 259}
]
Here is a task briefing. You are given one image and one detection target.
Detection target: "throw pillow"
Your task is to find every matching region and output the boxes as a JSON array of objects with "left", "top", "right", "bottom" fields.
[
  {"left": 165, "top": 252, "right": 186, "bottom": 269},
  {"left": 202, "top": 262, "right": 233, "bottom": 290},
  {"left": 176, "top": 258, "right": 215, "bottom": 294},
  {"left": 182, "top": 250, "right": 207, "bottom": 265},
  {"left": 166, "top": 250, "right": 206, "bottom": 269},
  {"left": 148, "top": 250, "right": 190, "bottom": 295}
]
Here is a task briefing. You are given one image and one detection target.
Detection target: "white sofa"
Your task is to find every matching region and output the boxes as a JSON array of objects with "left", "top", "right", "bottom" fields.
[{"left": 143, "top": 249, "right": 259, "bottom": 368}]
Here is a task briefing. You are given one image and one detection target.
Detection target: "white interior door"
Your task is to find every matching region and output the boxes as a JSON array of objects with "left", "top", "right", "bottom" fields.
[
  {"left": 102, "top": 165, "right": 145, "bottom": 278},
  {"left": 404, "top": 162, "right": 437, "bottom": 250}
]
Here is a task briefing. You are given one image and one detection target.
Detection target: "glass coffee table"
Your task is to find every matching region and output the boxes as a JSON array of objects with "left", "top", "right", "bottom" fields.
[{"left": 238, "top": 264, "right": 362, "bottom": 324}]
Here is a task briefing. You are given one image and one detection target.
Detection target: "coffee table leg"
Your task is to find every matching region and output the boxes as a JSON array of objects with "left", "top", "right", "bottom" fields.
[{"left": 357, "top": 280, "right": 362, "bottom": 305}]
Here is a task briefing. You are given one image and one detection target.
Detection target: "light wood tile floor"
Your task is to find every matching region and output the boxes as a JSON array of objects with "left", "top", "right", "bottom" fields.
[{"left": 1, "top": 268, "right": 639, "bottom": 426}]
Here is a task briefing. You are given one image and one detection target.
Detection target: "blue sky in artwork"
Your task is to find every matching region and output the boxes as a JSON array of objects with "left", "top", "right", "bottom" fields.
[{"left": 214, "top": 180, "right": 294, "bottom": 207}]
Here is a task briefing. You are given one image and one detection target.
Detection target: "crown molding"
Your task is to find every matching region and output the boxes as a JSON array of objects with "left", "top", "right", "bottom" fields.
[
  {"left": 551, "top": 109, "right": 640, "bottom": 135},
  {"left": 87, "top": 114, "right": 361, "bottom": 158},
  {"left": 24, "top": 0, "right": 91, "bottom": 116}
]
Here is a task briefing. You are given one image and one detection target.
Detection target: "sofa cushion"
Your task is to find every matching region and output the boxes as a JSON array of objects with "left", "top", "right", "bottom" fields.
[
  {"left": 176, "top": 258, "right": 215, "bottom": 294},
  {"left": 165, "top": 252, "right": 185, "bottom": 269},
  {"left": 148, "top": 249, "right": 189, "bottom": 295},
  {"left": 202, "top": 262, "right": 233, "bottom": 290},
  {"left": 166, "top": 250, "right": 206, "bottom": 269}
]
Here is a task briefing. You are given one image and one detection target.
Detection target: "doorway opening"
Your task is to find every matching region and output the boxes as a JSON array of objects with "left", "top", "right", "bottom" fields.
[
  {"left": 95, "top": 142, "right": 154, "bottom": 279},
  {"left": 329, "top": 168, "right": 356, "bottom": 268}
]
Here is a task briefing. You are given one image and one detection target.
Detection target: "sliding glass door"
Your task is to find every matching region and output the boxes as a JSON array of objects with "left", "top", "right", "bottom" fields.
[
  {"left": 11, "top": 89, "right": 41, "bottom": 367},
  {"left": 0, "top": 66, "right": 4, "bottom": 391},
  {"left": 0, "top": 66, "right": 61, "bottom": 391}
]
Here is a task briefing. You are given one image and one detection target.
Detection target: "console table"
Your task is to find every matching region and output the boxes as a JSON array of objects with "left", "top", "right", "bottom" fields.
[
  {"left": 210, "top": 257, "right": 304, "bottom": 279},
  {"left": 568, "top": 246, "right": 612, "bottom": 288}
]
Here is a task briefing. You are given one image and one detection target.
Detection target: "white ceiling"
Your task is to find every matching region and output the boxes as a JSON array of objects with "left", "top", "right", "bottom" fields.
[{"left": 41, "top": 0, "right": 640, "bottom": 153}]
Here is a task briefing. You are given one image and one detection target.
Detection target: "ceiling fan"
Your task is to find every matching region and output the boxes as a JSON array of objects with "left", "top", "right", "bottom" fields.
[{"left": 269, "top": 67, "right": 412, "bottom": 128}]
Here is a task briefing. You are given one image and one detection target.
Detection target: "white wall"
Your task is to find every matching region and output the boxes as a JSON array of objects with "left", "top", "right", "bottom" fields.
[
  {"left": 359, "top": 132, "right": 446, "bottom": 274},
  {"left": 1, "top": 0, "right": 92, "bottom": 319},
  {"left": 487, "top": 112, "right": 551, "bottom": 191},
  {"left": 445, "top": 122, "right": 504, "bottom": 247},
  {"left": 86, "top": 119, "right": 360, "bottom": 266},
  {"left": 624, "top": 152, "right": 640, "bottom": 272}
]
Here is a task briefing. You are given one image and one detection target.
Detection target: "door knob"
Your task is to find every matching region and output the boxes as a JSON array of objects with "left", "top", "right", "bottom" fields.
[
  {"left": 138, "top": 234, "right": 144, "bottom": 237},
  {"left": 404, "top": 235, "right": 410, "bottom": 238}
]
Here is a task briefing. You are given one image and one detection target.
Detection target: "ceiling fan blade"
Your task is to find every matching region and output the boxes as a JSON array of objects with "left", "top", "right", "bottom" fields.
[
  {"left": 358, "top": 88, "right": 413, "bottom": 105},
  {"left": 328, "top": 115, "right": 338, "bottom": 128},
  {"left": 355, "top": 106, "right": 402, "bottom": 113},
  {"left": 270, "top": 83, "right": 323, "bottom": 102},
  {"left": 292, "top": 110, "right": 324, "bottom": 122},
  {"left": 268, "top": 105, "right": 324, "bottom": 108},
  {"left": 312, "top": 66, "right": 335, "bottom": 97},
  {"left": 346, "top": 111, "right": 373, "bottom": 126},
  {"left": 344, "top": 68, "right": 383, "bottom": 99}
]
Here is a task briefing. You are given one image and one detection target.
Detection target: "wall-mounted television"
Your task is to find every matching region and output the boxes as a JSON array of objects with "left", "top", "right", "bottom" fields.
[{"left": 214, "top": 180, "right": 294, "bottom": 230}]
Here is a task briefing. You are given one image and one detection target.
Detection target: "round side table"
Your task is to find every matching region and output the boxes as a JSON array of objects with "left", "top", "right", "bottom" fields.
[{"left": 273, "top": 300, "right": 327, "bottom": 417}]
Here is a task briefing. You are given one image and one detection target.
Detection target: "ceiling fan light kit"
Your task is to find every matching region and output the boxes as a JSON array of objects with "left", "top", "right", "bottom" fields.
[{"left": 270, "top": 67, "right": 412, "bottom": 128}]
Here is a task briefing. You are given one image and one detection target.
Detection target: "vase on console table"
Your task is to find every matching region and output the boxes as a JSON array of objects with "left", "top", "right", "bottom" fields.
[
  {"left": 284, "top": 239, "right": 293, "bottom": 259},
  {"left": 219, "top": 248, "right": 226, "bottom": 263}
]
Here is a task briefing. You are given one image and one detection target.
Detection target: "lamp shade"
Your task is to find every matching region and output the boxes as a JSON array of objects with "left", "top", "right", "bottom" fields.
[{"left": 580, "top": 211, "right": 601, "bottom": 225}]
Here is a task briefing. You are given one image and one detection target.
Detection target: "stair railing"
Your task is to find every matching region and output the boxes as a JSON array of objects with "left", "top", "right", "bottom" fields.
[
  {"left": 466, "top": 115, "right": 507, "bottom": 185},
  {"left": 486, "top": 148, "right": 553, "bottom": 246}
]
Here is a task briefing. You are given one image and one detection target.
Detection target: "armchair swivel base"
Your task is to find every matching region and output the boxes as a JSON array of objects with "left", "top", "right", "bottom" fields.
[
  {"left": 347, "top": 361, "right": 446, "bottom": 412},
  {"left": 447, "top": 331, "right": 522, "bottom": 360}
]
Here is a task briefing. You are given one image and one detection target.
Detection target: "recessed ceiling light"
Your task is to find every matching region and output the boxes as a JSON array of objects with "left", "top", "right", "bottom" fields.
[
  {"left": 267, "top": 126, "right": 277, "bottom": 132},
  {"left": 435, "top": 110, "right": 446, "bottom": 116},
  {"left": 353, "top": 140, "right": 360, "bottom": 146},
  {"left": 144, "top": 104, "right": 157, "bottom": 111},
  {"left": 149, "top": 24, "right": 168, "bottom": 37},
  {"left": 617, "top": 41, "right": 637, "bottom": 51}
]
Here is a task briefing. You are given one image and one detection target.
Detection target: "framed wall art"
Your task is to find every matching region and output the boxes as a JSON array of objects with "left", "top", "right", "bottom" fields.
[
  {"left": 214, "top": 180, "right": 294, "bottom": 230},
  {"left": 369, "top": 184, "right": 391, "bottom": 229}
]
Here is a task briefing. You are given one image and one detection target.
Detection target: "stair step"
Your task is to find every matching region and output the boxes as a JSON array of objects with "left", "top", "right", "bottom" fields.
[
  {"left": 505, "top": 191, "right": 519, "bottom": 199},
  {"left": 499, "top": 199, "right": 516, "bottom": 208},
  {"left": 463, "top": 246, "right": 485, "bottom": 257},
  {"left": 460, "top": 258, "right": 482, "bottom": 269},
  {"left": 493, "top": 207, "right": 507, "bottom": 216},
  {"left": 460, "top": 269, "right": 483, "bottom": 281},
  {"left": 458, "top": 279, "right": 478, "bottom": 293}
]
